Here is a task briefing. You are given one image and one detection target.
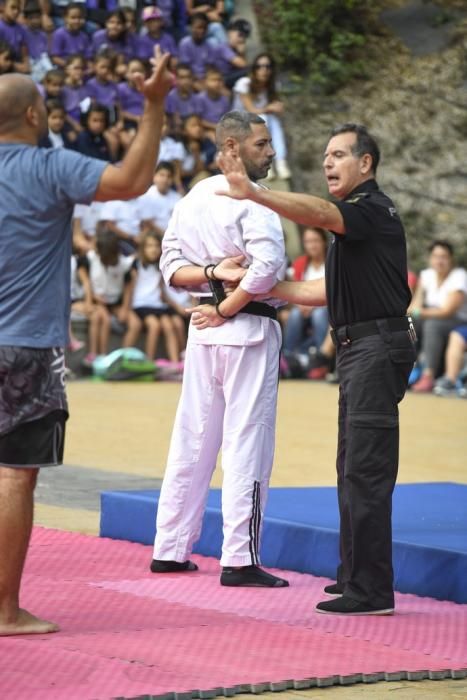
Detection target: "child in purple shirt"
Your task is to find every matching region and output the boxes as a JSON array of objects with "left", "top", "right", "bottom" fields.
[
  {"left": 0, "top": 40, "right": 13, "bottom": 74},
  {"left": 37, "top": 67, "right": 65, "bottom": 101},
  {"left": 165, "top": 63, "right": 202, "bottom": 135},
  {"left": 197, "top": 66, "right": 231, "bottom": 140},
  {"left": 0, "top": 0, "right": 29, "bottom": 72},
  {"left": 50, "top": 3, "right": 92, "bottom": 68},
  {"left": 118, "top": 57, "right": 145, "bottom": 150},
  {"left": 23, "top": 1, "right": 53, "bottom": 82},
  {"left": 178, "top": 12, "right": 217, "bottom": 90},
  {"left": 138, "top": 6, "right": 177, "bottom": 70},
  {"left": 91, "top": 9, "right": 140, "bottom": 66},
  {"left": 84, "top": 52, "right": 122, "bottom": 156},
  {"left": 62, "top": 54, "right": 87, "bottom": 132}
]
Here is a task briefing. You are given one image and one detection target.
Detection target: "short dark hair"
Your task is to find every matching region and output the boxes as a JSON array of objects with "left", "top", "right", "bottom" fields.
[
  {"left": 65, "top": 2, "right": 85, "bottom": 16},
  {"left": 331, "top": 123, "right": 380, "bottom": 174},
  {"left": 96, "top": 229, "right": 119, "bottom": 266},
  {"left": 44, "top": 68, "right": 65, "bottom": 84},
  {"left": 176, "top": 62, "right": 192, "bottom": 75},
  {"left": 190, "top": 11, "right": 208, "bottom": 25},
  {"left": 0, "top": 40, "right": 13, "bottom": 58},
  {"left": 45, "top": 98, "right": 65, "bottom": 114},
  {"left": 23, "top": 0, "right": 41, "bottom": 17},
  {"left": 155, "top": 160, "right": 175, "bottom": 175},
  {"left": 82, "top": 103, "right": 110, "bottom": 130},
  {"left": 429, "top": 239, "right": 454, "bottom": 256},
  {"left": 216, "top": 110, "right": 265, "bottom": 148}
]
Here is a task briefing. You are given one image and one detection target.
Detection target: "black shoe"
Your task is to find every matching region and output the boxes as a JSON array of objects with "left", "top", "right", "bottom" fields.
[
  {"left": 220, "top": 565, "right": 289, "bottom": 588},
  {"left": 150, "top": 559, "right": 198, "bottom": 573},
  {"left": 316, "top": 595, "right": 394, "bottom": 616},
  {"left": 323, "top": 582, "right": 344, "bottom": 596}
]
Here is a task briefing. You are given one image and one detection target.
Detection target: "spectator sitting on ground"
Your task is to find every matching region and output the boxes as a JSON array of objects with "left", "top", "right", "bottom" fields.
[
  {"left": 165, "top": 62, "right": 202, "bottom": 134},
  {"left": 180, "top": 112, "right": 217, "bottom": 189},
  {"left": 282, "top": 227, "right": 329, "bottom": 360},
  {"left": 121, "top": 6, "right": 137, "bottom": 35},
  {"left": 23, "top": 1, "right": 52, "bottom": 83},
  {"left": 232, "top": 52, "right": 291, "bottom": 180},
  {"left": 73, "top": 103, "right": 116, "bottom": 161},
  {"left": 185, "top": 0, "right": 226, "bottom": 44},
  {"left": 138, "top": 6, "right": 178, "bottom": 69},
  {"left": 434, "top": 325, "right": 467, "bottom": 398},
  {"left": 50, "top": 3, "right": 92, "bottom": 69},
  {"left": 69, "top": 252, "right": 95, "bottom": 351},
  {"left": 157, "top": 113, "right": 185, "bottom": 192},
  {"left": 214, "top": 17, "right": 249, "bottom": 89},
  {"left": 138, "top": 161, "right": 182, "bottom": 235},
  {"left": 178, "top": 12, "right": 217, "bottom": 90},
  {"left": 37, "top": 67, "right": 65, "bottom": 103},
  {"left": 197, "top": 65, "right": 231, "bottom": 141},
  {"left": 62, "top": 53, "right": 87, "bottom": 134},
  {"left": 81, "top": 229, "right": 139, "bottom": 366},
  {"left": 0, "top": 39, "right": 14, "bottom": 74},
  {"left": 125, "top": 230, "right": 185, "bottom": 362},
  {"left": 91, "top": 9, "right": 139, "bottom": 67},
  {"left": 151, "top": 0, "right": 187, "bottom": 42},
  {"left": 38, "top": 98, "right": 76, "bottom": 148},
  {"left": 84, "top": 51, "right": 122, "bottom": 156},
  {"left": 0, "top": 0, "right": 30, "bottom": 73},
  {"left": 409, "top": 240, "right": 467, "bottom": 393},
  {"left": 118, "top": 57, "right": 146, "bottom": 151}
]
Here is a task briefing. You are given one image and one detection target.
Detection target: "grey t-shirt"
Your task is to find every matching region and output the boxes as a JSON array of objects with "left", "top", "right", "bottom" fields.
[{"left": 0, "top": 143, "right": 107, "bottom": 347}]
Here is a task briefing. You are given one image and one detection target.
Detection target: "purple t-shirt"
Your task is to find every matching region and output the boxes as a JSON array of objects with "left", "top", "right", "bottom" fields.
[
  {"left": 0, "top": 20, "right": 28, "bottom": 60},
  {"left": 214, "top": 42, "right": 237, "bottom": 75},
  {"left": 62, "top": 83, "right": 88, "bottom": 120},
  {"left": 91, "top": 29, "right": 139, "bottom": 61},
  {"left": 178, "top": 36, "right": 217, "bottom": 79},
  {"left": 84, "top": 77, "right": 119, "bottom": 109},
  {"left": 137, "top": 32, "right": 178, "bottom": 61},
  {"left": 24, "top": 27, "right": 48, "bottom": 60},
  {"left": 196, "top": 91, "right": 231, "bottom": 124},
  {"left": 165, "top": 87, "right": 202, "bottom": 118},
  {"left": 117, "top": 82, "right": 144, "bottom": 116},
  {"left": 50, "top": 27, "right": 92, "bottom": 60}
]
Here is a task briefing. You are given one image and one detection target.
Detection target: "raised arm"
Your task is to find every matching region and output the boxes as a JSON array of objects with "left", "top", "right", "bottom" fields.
[
  {"left": 94, "top": 48, "right": 173, "bottom": 202},
  {"left": 216, "top": 152, "right": 345, "bottom": 234}
]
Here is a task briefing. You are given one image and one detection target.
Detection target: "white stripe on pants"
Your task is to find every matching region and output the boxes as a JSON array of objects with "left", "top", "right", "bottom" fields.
[{"left": 153, "top": 321, "right": 281, "bottom": 566}]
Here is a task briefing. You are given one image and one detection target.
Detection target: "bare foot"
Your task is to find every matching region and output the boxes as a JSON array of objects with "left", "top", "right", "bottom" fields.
[{"left": 0, "top": 608, "right": 59, "bottom": 636}]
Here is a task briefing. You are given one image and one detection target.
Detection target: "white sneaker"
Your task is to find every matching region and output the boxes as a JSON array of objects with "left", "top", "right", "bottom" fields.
[{"left": 276, "top": 159, "right": 291, "bottom": 179}]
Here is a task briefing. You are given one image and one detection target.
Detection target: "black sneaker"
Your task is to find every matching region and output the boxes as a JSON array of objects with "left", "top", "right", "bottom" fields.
[
  {"left": 220, "top": 565, "right": 289, "bottom": 588},
  {"left": 150, "top": 559, "right": 198, "bottom": 573},
  {"left": 323, "top": 582, "right": 344, "bottom": 596},
  {"left": 316, "top": 595, "right": 394, "bottom": 616}
]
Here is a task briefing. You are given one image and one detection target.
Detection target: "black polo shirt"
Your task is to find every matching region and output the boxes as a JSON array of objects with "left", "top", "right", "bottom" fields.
[{"left": 326, "top": 179, "right": 411, "bottom": 328}]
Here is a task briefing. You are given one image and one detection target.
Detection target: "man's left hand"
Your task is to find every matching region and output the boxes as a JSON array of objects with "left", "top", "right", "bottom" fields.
[{"left": 188, "top": 304, "right": 226, "bottom": 329}]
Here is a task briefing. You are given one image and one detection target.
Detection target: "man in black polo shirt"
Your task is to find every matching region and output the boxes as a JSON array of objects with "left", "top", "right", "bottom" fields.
[{"left": 192, "top": 123, "right": 416, "bottom": 615}]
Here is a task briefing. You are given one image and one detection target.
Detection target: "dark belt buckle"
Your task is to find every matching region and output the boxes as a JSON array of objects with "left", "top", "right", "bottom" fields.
[{"left": 336, "top": 325, "right": 351, "bottom": 346}]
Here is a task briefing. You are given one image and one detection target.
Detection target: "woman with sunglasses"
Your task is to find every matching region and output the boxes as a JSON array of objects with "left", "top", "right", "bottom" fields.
[{"left": 232, "top": 52, "right": 291, "bottom": 180}]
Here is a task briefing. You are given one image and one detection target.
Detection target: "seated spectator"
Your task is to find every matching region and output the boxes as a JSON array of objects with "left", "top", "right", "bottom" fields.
[
  {"left": 434, "top": 325, "right": 467, "bottom": 397},
  {"left": 91, "top": 9, "right": 139, "bottom": 68},
  {"left": 157, "top": 114, "right": 185, "bottom": 192},
  {"left": 118, "top": 57, "right": 145, "bottom": 150},
  {"left": 23, "top": 1, "right": 52, "bottom": 83},
  {"left": 185, "top": 0, "right": 226, "bottom": 44},
  {"left": 121, "top": 5, "right": 137, "bottom": 35},
  {"left": 0, "top": 0, "right": 30, "bottom": 73},
  {"left": 214, "top": 17, "right": 249, "bottom": 88},
  {"left": 84, "top": 51, "right": 122, "bottom": 155},
  {"left": 98, "top": 192, "right": 156, "bottom": 253},
  {"left": 81, "top": 229, "right": 139, "bottom": 366},
  {"left": 197, "top": 66, "right": 231, "bottom": 140},
  {"left": 152, "top": 0, "right": 187, "bottom": 41},
  {"left": 233, "top": 52, "right": 291, "bottom": 180},
  {"left": 50, "top": 3, "right": 92, "bottom": 68},
  {"left": 180, "top": 112, "right": 216, "bottom": 189},
  {"left": 0, "top": 39, "right": 14, "bottom": 74},
  {"left": 410, "top": 240, "right": 467, "bottom": 393},
  {"left": 72, "top": 200, "right": 105, "bottom": 253},
  {"left": 70, "top": 252, "right": 95, "bottom": 351},
  {"left": 37, "top": 67, "right": 65, "bottom": 102},
  {"left": 62, "top": 53, "right": 87, "bottom": 133},
  {"left": 178, "top": 12, "right": 217, "bottom": 90},
  {"left": 74, "top": 103, "right": 116, "bottom": 161},
  {"left": 125, "top": 231, "right": 185, "bottom": 362},
  {"left": 139, "top": 161, "right": 182, "bottom": 235},
  {"left": 38, "top": 98, "right": 76, "bottom": 149},
  {"left": 165, "top": 62, "right": 202, "bottom": 134},
  {"left": 138, "top": 6, "right": 178, "bottom": 68},
  {"left": 282, "top": 227, "right": 329, "bottom": 357},
  {"left": 84, "top": 0, "right": 122, "bottom": 30}
]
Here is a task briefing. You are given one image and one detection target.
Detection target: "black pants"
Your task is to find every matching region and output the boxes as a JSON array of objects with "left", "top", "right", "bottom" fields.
[{"left": 335, "top": 321, "right": 416, "bottom": 607}]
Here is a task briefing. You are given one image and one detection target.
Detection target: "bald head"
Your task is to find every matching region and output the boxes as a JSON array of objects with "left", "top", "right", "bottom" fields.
[{"left": 0, "top": 74, "right": 43, "bottom": 137}]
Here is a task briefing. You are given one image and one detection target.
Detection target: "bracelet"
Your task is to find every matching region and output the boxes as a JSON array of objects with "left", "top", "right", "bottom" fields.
[
  {"left": 204, "top": 264, "right": 215, "bottom": 280},
  {"left": 215, "top": 302, "right": 236, "bottom": 320}
]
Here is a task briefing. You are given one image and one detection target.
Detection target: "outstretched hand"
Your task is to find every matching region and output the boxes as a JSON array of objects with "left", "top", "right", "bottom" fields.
[
  {"left": 133, "top": 46, "right": 173, "bottom": 103},
  {"left": 216, "top": 153, "right": 256, "bottom": 200}
]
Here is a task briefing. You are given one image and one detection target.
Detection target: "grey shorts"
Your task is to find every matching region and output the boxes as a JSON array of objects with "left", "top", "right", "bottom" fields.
[{"left": 0, "top": 346, "right": 69, "bottom": 467}]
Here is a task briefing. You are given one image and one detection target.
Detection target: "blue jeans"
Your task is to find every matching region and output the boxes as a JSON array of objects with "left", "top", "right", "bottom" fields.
[{"left": 283, "top": 305, "right": 329, "bottom": 353}]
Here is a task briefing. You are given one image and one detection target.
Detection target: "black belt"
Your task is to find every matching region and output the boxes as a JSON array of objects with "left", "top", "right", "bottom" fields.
[
  {"left": 201, "top": 297, "right": 277, "bottom": 321},
  {"left": 330, "top": 317, "right": 410, "bottom": 346}
]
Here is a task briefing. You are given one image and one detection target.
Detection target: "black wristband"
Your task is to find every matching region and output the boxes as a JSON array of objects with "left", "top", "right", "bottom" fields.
[
  {"left": 215, "top": 302, "right": 236, "bottom": 320},
  {"left": 204, "top": 264, "right": 215, "bottom": 280}
]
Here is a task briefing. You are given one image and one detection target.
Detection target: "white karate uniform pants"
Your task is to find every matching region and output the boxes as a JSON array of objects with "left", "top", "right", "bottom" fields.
[{"left": 153, "top": 320, "right": 281, "bottom": 567}]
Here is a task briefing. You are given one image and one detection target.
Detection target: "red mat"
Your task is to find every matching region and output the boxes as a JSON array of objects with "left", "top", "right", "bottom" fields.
[{"left": 0, "top": 528, "right": 466, "bottom": 700}]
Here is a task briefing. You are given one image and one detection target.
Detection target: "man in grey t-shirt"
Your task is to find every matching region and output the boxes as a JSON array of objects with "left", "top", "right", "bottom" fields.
[{"left": 0, "top": 55, "right": 172, "bottom": 637}]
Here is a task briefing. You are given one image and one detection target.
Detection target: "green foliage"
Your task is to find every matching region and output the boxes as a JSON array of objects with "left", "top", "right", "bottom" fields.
[{"left": 254, "top": 0, "right": 379, "bottom": 92}]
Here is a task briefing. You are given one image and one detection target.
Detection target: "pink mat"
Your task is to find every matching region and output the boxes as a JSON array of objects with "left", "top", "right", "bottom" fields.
[{"left": 0, "top": 527, "right": 466, "bottom": 700}]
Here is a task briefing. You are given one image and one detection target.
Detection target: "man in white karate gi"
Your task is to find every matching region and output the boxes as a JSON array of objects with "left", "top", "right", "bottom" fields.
[{"left": 151, "top": 110, "right": 288, "bottom": 587}]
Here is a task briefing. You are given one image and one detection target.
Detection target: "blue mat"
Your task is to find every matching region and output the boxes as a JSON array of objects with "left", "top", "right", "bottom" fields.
[{"left": 100, "top": 483, "right": 467, "bottom": 604}]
